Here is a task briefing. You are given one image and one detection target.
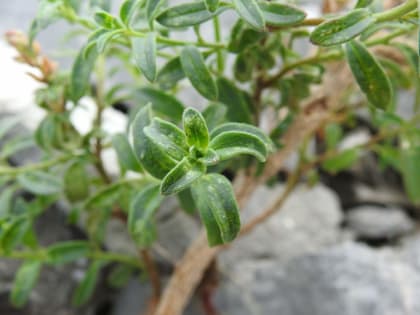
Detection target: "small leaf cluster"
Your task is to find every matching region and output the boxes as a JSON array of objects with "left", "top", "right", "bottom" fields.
[
  {"left": 130, "top": 105, "right": 272, "bottom": 245},
  {"left": 2, "top": 0, "right": 420, "bottom": 310}
]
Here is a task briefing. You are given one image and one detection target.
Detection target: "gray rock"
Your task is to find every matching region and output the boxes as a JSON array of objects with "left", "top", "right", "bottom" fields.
[
  {"left": 345, "top": 205, "right": 415, "bottom": 240},
  {"left": 216, "top": 242, "right": 420, "bottom": 315},
  {"left": 156, "top": 197, "right": 200, "bottom": 261},
  {"left": 220, "top": 183, "right": 345, "bottom": 268},
  {"left": 112, "top": 277, "right": 204, "bottom": 315}
]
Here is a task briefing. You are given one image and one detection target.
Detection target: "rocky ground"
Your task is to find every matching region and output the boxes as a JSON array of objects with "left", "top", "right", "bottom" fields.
[{"left": 1, "top": 1, "right": 420, "bottom": 315}]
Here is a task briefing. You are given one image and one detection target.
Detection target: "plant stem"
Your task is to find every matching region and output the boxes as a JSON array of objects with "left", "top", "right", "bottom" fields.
[
  {"left": 126, "top": 30, "right": 225, "bottom": 49},
  {"left": 213, "top": 16, "right": 224, "bottom": 74},
  {"left": 140, "top": 249, "right": 161, "bottom": 314},
  {"left": 374, "top": 0, "right": 417, "bottom": 23},
  {"left": 0, "top": 154, "right": 74, "bottom": 177},
  {"left": 262, "top": 50, "right": 342, "bottom": 87},
  {"left": 0, "top": 249, "right": 142, "bottom": 268}
]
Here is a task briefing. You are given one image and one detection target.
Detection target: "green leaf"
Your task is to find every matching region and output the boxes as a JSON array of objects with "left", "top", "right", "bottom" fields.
[
  {"left": 132, "top": 105, "right": 178, "bottom": 178},
  {"left": 157, "top": 57, "right": 185, "bottom": 90},
  {"left": 161, "top": 158, "right": 205, "bottom": 195},
  {"left": 70, "top": 43, "right": 98, "bottom": 103},
  {"left": 132, "top": 33, "right": 157, "bottom": 82},
  {"left": 90, "top": 0, "right": 111, "bottom": 11},
  {"left": 177, "top": 188, "right": 196, "bottom": 214},
  {"left": 401, "top": 147, "right": 420, "bottom": 204},
  {"left": 128, "top": 184, "right": 163, "bottom": 247},
  {"left": 234, "top": 50, "right": 255, "bottom": 82},
  {"left": 209, "top": 130, "right": 268, "bottom": 162},
  {"left": 228, "top": 20, "right": 265, "bottom": 53},
  {"left": 0, "top": 136, "right": 35, "bottom": 159},
  {"left": 310, "top": 9, "right": 375, "bottom": 46},
  {"left": 96, "top": 29, "right": 122, "bottom": 53},
  {"left": 112, "top": 133, "right": 142, "bottom": 172},
  {"left": 180, "top": 46, "right": 218, "bottom": 100},
  {"left": 72, "top": 261, "right": 104, "bottom": 306},
  {"left": 258, "top": 3, "right": 306, "bottom": 26},
  {"left": 10, "top": 260, "right": 42, "bottom": 308},
  {"left": 86, "top": 208, "right": 112, "bottom": 243},
  {"left": 191, "top": 174, "right": 240, "bottom": 246},
  {"left": 211, "top": 122, "right": 274, "bottom": 151},
  {"left": 120, "top": 0, "right": 140, "bottom": 25},
  {"left": 107, "top": 264, "right": 135, "bottom": 288},
  {"left": 325, "top": 123, "right": 343, "bottom": 150},
  {"left": 94, "top": 10, "right": 120, "bottom": 29},
  {"left": 17, "top": 171, "right": 62, "bottom": 195},
  {"left": 355, "top": 0, "right": 373, "bottom": 8},
  {"left": 216, "top": 77, "right": 253, "bottom": 123},
  {"left": 156, "top": 1, "right": 229, "bottom": 28},
  {"left": 183, "top": 107, "right": 209, "bottom": 151},
  {"left": 202, "top": 102, "right": 227, "bottom": 131},
  {"left": 83, "top": 28, "right": 108, "bottom": 58},
  {"left": 345, "top": 40, "right": 393, "bottom": 110},
  {"left": 29, "top": 0, "right": 62, "bottom": 41},
  {"left": 1, "top": 218, "right": 31, "bottom": 252},
  {"left": 146, "top": 0, "right": 163, "bottom": 27},
  {"left": 322, "top": 148, "right": 360, "bottom": 173},
  {"left": 205, "top": 0, "right": 219, "bottom": 12},
  {"left": 47, "top": 241, "right": 91, "bottom": 265},
  {"left": 134, "top": 87, "right": 184, "bottom": 121},
  {"left": 144, "top": 118, "right": 188, "bottom": 161},
  {"left": 232, "top": 0, "right": 265, "bottom": 30},
  {"left": 64, "top": 161, "right": 90, "bottom": 202},
  {"left": 0, "top": 185, "right": 16, "bottom": 218},
  {"left": 379, "top": 57, "right": 412, "bottom": 89}
]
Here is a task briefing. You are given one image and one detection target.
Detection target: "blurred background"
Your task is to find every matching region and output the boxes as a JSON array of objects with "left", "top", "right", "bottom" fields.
[{"left": 1, "top": 1, "right": 420, "bottom": 315}]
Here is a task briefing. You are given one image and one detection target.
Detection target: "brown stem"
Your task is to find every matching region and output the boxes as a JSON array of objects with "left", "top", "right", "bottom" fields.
[
  {"left": 199, "top": 260, "right": 220, "bottom": 315},
  {"left": 140, "top": 249, "right": 162, "bottom": 315}
]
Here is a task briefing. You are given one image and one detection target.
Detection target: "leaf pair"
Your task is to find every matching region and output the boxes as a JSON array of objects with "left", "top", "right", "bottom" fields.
[{"left": 155, "top": 108, "right": 210, "bottom": 195}]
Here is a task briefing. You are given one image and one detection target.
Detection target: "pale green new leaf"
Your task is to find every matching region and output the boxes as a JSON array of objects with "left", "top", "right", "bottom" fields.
[{"left": 183, "top": 107, "right": 210, "bottom": 151}]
